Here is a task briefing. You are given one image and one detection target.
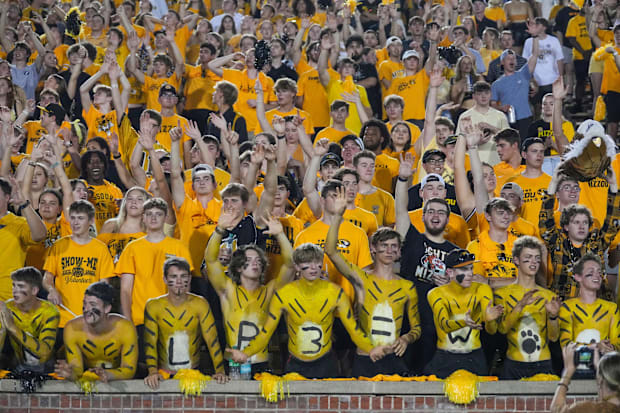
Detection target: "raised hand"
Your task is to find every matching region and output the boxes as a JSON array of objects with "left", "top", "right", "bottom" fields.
[
  {"left": 185, "top": 119, "right": 202, "bottom": 141},
  {"left": 313, "top": 138, "right": 330, "bottom": 157},
  {"left": 271, "top": 115, "right": 286, "bottom": 135},
  {"left": 333, "top": 185, "right": 348, "bottom": 217},
  {"left": 109, "top": 132, "right": 120, "bottom": 155},
  {"left": 127, "top": 30, "right": 140, "bottom": 52},
  {"left": 255, "top": 77, "right": 264, "bottom": 97},
  {"left": 427, "top": 24, "right": 440, "bottom": 42},
  {"left": 209, "top": 113, "right": 228, "bottom": 131},
  {"left": 217, "top": 207, "right": 238, "bottom": 230},
  {"left": 398, "top": 152, "right": 415, "bottom": 179},
  {"left": 108, "top": 62, "right": 122, "bottom": 80},
  {"left": 263, "top": 214, "right": 284, "bottom": 235},
  {"left": 250, "top": 143, "right": 265, "bottom": 165},
  {"left": 552, "top": 76, "right": 568, "bottom": 100},
  {"left": 169, "top": 120, "right": 183, "bottom": 142},
  {"left": 341, "top": 90, "right": 361, "bottom": 104},
  {"left": 429, "top": 66, "right": 445, "bottom": 87},
  {"left": 263, "top": 143, "right": 277, "bottom": 162},
  {"left": 225, "top": 128, "right": 239, "bottom": 147}
]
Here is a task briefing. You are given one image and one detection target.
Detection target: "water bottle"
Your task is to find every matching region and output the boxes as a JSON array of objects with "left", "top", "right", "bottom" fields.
[
  {"left": 229, "top": 359, "right": 241, "bottom": 380},
  {"left": 240, "top": 361, "right": 252, "bottom": 380},
  {"left": 507, "top": 105, "right": 516, "bottom": 124}
]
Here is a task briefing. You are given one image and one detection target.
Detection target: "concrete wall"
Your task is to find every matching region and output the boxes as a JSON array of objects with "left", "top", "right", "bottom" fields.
[{"left": 0, "top": 379, "right": 599, "bottom": 412}]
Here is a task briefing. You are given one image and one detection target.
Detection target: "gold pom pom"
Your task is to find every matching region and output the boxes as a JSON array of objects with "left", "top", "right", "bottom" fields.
[
  {"left": 520, "top": 373, "right": 560, "bottom": 381},
  {"left": 174, "top": 369, "right": 211, "bottom": 396},
  {"left": 443, "top": 370, "right": 480, "bottom": 405},
  {"left": 78, "top": 371, "right": 100, "bottom": 395}
]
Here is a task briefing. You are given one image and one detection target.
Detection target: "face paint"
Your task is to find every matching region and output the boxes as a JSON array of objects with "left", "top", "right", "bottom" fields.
[{"left": 456, "top": 274, "right": 465, "bottom": 284}]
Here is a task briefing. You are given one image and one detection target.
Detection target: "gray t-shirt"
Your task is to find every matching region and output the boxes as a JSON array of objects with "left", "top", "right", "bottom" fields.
[{"left": 10, "top": 63, "right": 39, "bottom": 100}]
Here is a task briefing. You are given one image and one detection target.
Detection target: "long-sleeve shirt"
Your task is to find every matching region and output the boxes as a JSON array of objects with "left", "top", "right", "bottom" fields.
[{"left": 539, "top": 190, "right": 620, "bottom": 300}]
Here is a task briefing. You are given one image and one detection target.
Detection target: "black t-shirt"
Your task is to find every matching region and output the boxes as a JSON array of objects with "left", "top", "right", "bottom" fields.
[
  {"left": 399, "top": 224, "right": 458, "bottom": 326},
  {"left": 267, "top": 60, "right": 299, "bottom": 82},
  {"left": 554, "top": 7, "right": 580, "bottom": 47},
  {"left": 407, "top": 183, "right": 461, "bottom": 216},
  {"left": 475, "top": 16, "right": 498, "bottom": 38},
  {"left": 527, "top": 119, "right": 554, "bottom": 156},
  {"left": 354, "top": 62, "right": 381, "bottom": 118},
  {"left": 60, "top": 70, "right": 90, "bottom": 121},
  {"left": 206, "top": 107, "right": 248, "bottom": 144}
]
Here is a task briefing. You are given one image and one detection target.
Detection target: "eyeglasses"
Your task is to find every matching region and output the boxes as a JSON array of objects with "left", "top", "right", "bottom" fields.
[{"left": 426, "top": 158, "right": 445, "bottom": 165}]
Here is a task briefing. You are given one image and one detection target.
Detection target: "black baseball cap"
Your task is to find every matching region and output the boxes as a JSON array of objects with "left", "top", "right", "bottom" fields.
[
  {"left": 320, "top": 153, "right": 342, "bottom": 167},
  {"left": 159, "top": 83, "right": 178, "bottom": 97},
  {"left": 339, "top": 135, "right": 364, "bottom": 150},
  {"left": 521, "top": 137, "right": 544, "bottom": 152},
  {"left": 38, "top": 103, "right": 66, "bottom": 122},
  {"left": 422, "top": 149, "right": 446, "bottom": 163},
  {"left": 445, "top": 249, "right": 476, "bottom": 268}
]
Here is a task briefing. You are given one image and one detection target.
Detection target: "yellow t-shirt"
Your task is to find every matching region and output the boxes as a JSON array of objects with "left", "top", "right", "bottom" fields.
[
  {"left": 493, "top": 162, "right": 526, "bottom": 195},
  {"left": 314, "top": 127, "right": 353, "bottom": 145},
  {"left": 371, "top": 153, "right": 400, "bottom": 194},
  {"left": 183, "top": 64, "right": 220, "bottom": 111},
  {"left": 87, "top": 180, "right": 123, "bottom": 232},
  {"left": 467, "top": 230, "right": 518, "bottom": 279},
  {"left": 115, "top": 236, "right": 194, "bottom": 325},
  {"left": 506, "top": 173, "right": 552, "bottom": 226},
  {"left": 378, "top": 59, "right": 405, "bottom": 95},
  {"left": 143, "top": 73, "right": 181, "bottom": 112},
  {"left": 387, "top": 70, "right": 430, "bottom": 121},
  {"left": 595, "top": 46, "right": 620, "bottom": 94},
  {"left": 42, "top": 236, "right": 115, "bottom": 327},
  {"left": 297, "top": 68, "right": 335, "bottom": 128},
  {"left": 156, "top": 114, "right": 191, "bottom": 157},
  {"left": 256, "top": 107, "right": 314, "bottom": 135},
  {"left": 97, "top": 231, "right": 146, "bottom": 264},
  {"left": 565, "top": 14, "right": 593, "bottom": 60},
  {"left": 293, "top": 197, "right": 318, "bottom": 225},
  {"left": 82, "top": 105, "right": 121, "bottom": 142},
  {"left": 484, "top": 6, "right": 507, "bottom": 23},
  {"left": 264, "top": 214, "right": 305, "bottom": 282},
  {"left": 477, "top": 212, "right": 539, "bottom": 239},
  {"left": 176, "top": 196, "right": 222, "bottom": 274},
  {"left": 326, "top": 78, "right": 370, "bottom": 135},
  {"left": 343, "top": 207, "right": 378, "bottom": 237},
  {"left": 495, "top": 283, "right": 558, "bottom": 362},
  {"left": 222, "top": 68, "right": 276, "bottom": 132},
  {"left": 294, "top": 220, "right": 373, "bottom": 299}
]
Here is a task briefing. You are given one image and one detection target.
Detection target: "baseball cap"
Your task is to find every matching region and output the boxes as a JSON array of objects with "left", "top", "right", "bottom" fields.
[
  {"left": 445, "top": 249, "right": 476, "bottom": 268},
  {"left": 340, "top": 135, "right": 364, "bottom": 150},
  {"left": 501, "top": 182, "right": 524, "bottom": 200},
  {"left": 444, "top": 135, "right": 459, "bottom": 146},
  {"left": 521, "top": 137, "right": 545, "bottom": 152},
  {"left": 402, "top": 50, "right": 420, "bottom": 61},
  {"left": 421, "top": 173, "right": 445, "bottom": 189},
  {"left": 577, "top": 119, "right": 606, "bottom": 140},
  {"left": 38, "top": 103, "right": 66, "bottom": 122},
  {"left": 422, "top": 149, "right": 446, "bottom": 163},
  {"left": 159, "top": 83, "right": 178, "bottom": 97},
  {"left": 386, "top": 36, "right": 402, "bottom": 47},
  {"left": 500, "top": 49, "right": 516, "bottom": 61},
  {"left": 191, "top": 163, "right": 214, "bottom": 181},
  {"left": 320, "top": 153, "right": 342, "bottom": 167}
]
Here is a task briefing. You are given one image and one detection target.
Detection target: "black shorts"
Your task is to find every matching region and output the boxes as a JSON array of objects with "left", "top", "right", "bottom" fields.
[
  {"left": 285, "top": 351, "right": 339, "bottom": 379},
  {"left": 574, "top": 59, "right": 589, "bottom": 80},
  {"left": 351, "top": 353, "right": 410, "bottom": 378},
  {"left": 605, "top": 91, "right": 620, "bottom": 122},
  {"left": 423, "top": 348, "right": 488, "bottom": 379},
  {"left": 501, "top": 358, "right": 554, "bottom": 379},
  {"left": 509, "top": 22, "right": 529, "bottom": 47}
]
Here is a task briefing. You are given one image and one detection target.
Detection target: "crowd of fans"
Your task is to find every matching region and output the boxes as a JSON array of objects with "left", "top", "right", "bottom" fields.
[{"left": 0, "top": 0, "right": 619, "bottom": 406}]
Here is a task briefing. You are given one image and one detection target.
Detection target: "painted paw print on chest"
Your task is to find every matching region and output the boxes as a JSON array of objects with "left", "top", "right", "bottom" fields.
[{"left": 520, "top": 329, "right": 540, "bottom": 355}]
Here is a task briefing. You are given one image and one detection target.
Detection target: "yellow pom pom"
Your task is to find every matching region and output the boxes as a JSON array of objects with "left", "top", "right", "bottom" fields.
[
  {"left": 78, "top": 371, "right": 100, "bottom": 395},
  {"left": 346, "top": 0, "right": 357, "bottom": 13},
  {"left": 0, "top": 370, "right": 10, "bottom": 379},
  {"left": 520, "top": 373, "right": 560, "bottom": 381},
  {"left": 257, "top": 372, "right": 291, "bottom": 402},
  {"left": 174, "top": 369, "right": 211, "bottom": 397},
  {"left": 444, "top": 370, "right": 480, "bottom": 405}
]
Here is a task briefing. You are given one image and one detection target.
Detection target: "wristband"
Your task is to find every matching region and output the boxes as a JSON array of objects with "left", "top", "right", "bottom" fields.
[
  {"left": 557, "top": 382, "right": 569, "bottom": 390},
  {"left": 397, "top": 176, "right": 408, "bottom": 182},
  {"left": 16, "top": 200, "right": 31, "bottom": 215},
  {"left": 50, "top": 161, "right": 61, "bottom": 169},
  {"left": 215, "top": 226, "right": 227, "bottom": 235},
  {"left": 277, "top": 135, "right": 285, "bottom": 140},
  {"left": 113, "top": 153, "right": 122, "bottom": 159}
]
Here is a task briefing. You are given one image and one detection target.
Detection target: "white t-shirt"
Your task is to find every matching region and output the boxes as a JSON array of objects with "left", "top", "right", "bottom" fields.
[{"left": 522, "top": 34, "right": 563, "bottom": 87}]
